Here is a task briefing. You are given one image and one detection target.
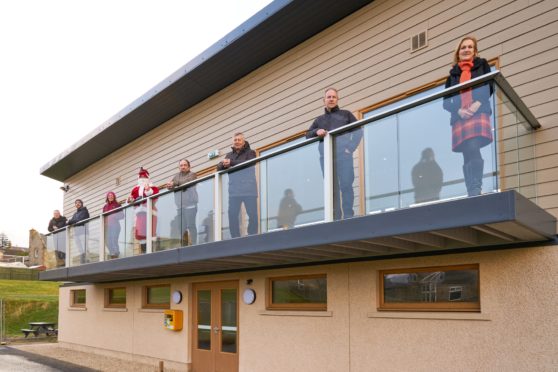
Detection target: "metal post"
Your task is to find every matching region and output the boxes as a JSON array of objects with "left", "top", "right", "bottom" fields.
[
  {"left": 323, "top": 133, "right": 334, "bottom": 222},
  {"left": 99, "top": 215, "right": 105, "bottom": 262},
  {"left": 214, "top": 173, "right": 222, "bottom": 242},
  {"left": 146, "top": 198, "right": 153, "bottom": 254},
  {"left": 65, "top": 227, "right": 70, "bottom": 268}
]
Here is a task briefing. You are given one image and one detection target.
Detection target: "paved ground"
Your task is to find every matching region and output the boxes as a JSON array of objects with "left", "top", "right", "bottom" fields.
[{"left": 0, "top": 343, "right": 167, "bottom": 372}]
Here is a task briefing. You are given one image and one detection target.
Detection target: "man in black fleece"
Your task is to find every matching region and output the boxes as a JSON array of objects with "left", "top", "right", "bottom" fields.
[
  {"left": 306, "top": 88, "right": 362, "bottom": 219},
  {"left": 217, "top": 133, "right": 258, "bottom": 238}
]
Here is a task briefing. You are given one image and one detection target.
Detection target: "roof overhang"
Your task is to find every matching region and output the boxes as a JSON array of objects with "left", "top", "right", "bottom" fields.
[
  {"left": 40, "top": 0, "right": 374, "bottom": 181},
  {"left": 40, "top": 191, "right": 557, "bottom": 283}
]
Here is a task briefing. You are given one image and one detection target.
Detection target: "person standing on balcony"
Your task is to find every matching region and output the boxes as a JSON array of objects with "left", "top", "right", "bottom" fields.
[
  {"left": 306, "top": 87, "right": 362, "bottom": 220},
  {"left": 166, "top": 159, "right": 198, "bottom": 245},
  {"left": 48, "top": 209, "right": 67, "bottom": 263},
  {"left": 217, "top": 132, "right": 258, "bottom": 238},
  {"left": 48, "top": 210, "right": 67, "bottom": 232},
  {"left": 443, "top": 36, "right": 493, "bottom": 197},
  {"left": 128, "top": 167, "right": 159, "bottom": 253},
  {"left": 67, "top": 199, "right": 90, "bottom": 264},
  {"left": 103, "top": 191, "right": 124, "bottom": 259}
]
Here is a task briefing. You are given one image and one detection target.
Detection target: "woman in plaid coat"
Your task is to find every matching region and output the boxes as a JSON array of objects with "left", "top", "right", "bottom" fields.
[{"left": 443, "top": 36, "right": 493, "bottom": 196}]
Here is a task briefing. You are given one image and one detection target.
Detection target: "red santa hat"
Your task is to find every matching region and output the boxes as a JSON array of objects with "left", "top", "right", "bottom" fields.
[{"left": 138, "top": 167, "right": 150, "bottom": 179}]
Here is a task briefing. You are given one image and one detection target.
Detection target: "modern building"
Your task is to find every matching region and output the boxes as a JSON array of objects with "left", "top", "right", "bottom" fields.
[{"left": 39, "top": 1, "right": 558, "bottom": 371}]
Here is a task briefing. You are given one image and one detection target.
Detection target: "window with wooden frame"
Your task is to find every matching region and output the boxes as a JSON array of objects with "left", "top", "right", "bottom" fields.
[
  {"left": 378, "top": 264, "right": 480, "bottom": 312},
  {"left": 104, "top": 287, "right": 126, "bottom": 308},
  {"left": 142, "top": 284, "right": 170, "bottom": 309},
  {"left": 266, "top": 274, "right": 327, "bottom": 310},
  {"left": 70, "top": 289, "right": 86, "bottom": 308}
]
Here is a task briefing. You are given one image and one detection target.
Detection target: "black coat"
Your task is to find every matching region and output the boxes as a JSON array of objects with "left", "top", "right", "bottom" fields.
[
  {"left": 443, "top": 57, "right": 493, "bottom": 126},
  {"left": 48, "top": 216, "right": 67, "bottom": 232},
  {"left": 217, "top": 142, "right": 257, "bottom": 197},
  {"left": 67, "top": 207, "right": 90, "bottom": 226},
  {"left": 306, "top": 106, "right": 362, "bottom": 158}
]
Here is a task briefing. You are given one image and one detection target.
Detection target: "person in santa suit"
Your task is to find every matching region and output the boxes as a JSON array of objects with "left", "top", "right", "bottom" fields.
[{"left": 127, "top": 167, "right": 159, "bottom": 253}]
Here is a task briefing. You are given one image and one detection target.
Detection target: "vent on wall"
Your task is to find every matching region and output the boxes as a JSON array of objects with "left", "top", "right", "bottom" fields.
[{"left": 411, "top": 31, "right": 427, "bottom": 52}]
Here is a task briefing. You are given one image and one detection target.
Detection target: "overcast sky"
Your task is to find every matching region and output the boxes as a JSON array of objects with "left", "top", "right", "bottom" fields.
[{"left": 0, "top": 0, "right": 272, "bottom": 247}]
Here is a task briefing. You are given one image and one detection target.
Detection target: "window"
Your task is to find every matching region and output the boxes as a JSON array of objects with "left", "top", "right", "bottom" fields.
[
  {"left": 266, "top": 274, "right": 327, "bottom": 310},
  {"left": 105, "top": 287, "right": 126, "bottom": 308},
  {"left": 70, "top": 289, "right": 86, "bottom": 308},
  {"left": 142, "top": 284, "right": 170, "bottom": 309},
  {"left": 379, "top": 264, "right": 480, "bottom": 312}
]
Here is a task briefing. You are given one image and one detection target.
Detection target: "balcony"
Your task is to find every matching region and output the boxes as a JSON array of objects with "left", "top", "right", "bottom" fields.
[{"left": 40, "top": 71, "right": 556, "bottom": 283}]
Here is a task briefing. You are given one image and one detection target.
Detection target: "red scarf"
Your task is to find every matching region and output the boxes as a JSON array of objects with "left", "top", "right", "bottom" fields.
[{"left": 458, "top": 60, "right": 474, "bottom": 109}]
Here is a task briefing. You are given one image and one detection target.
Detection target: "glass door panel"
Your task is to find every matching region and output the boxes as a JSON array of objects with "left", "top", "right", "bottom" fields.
[
  {"left": 220, "top": 288, "right": 237, "bottom": 353},
  {"left": 197, "top": 289, "right": 211, "bottom": 350}
]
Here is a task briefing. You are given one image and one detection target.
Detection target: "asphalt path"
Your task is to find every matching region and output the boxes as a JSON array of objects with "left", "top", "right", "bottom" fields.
[{"left": 0, "top": 346, "right": 97, "bottom": 372}]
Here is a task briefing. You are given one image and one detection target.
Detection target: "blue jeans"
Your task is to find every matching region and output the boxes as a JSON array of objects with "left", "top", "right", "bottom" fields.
[
  {"left": 228, "top": 196, "right": 258, "bottom": 238},
  {"left": 320, "top": 154, "right": 355, "bottom": 220}
]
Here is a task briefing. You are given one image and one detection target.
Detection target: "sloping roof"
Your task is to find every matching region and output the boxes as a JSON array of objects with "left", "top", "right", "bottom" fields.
[{"left": 40, "top": 0, "right": 374, "bottom": 181}]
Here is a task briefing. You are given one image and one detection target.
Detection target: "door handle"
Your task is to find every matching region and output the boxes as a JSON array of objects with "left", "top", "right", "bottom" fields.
[{"left": 213, "top": 326, "right": 220, "bottom": 334}]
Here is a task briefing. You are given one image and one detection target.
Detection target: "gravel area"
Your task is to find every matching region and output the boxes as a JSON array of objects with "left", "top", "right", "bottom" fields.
[{"left": 9, "top": 343, "right": 173, "bottom": 372}]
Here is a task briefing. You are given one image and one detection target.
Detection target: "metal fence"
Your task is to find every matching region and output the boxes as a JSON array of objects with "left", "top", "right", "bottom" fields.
[
  {"left": 0, "top": 298, "right": 5, "bottom": 344},
  {"left": 0, "top": 268, "right": 39, "bottom": 281}
]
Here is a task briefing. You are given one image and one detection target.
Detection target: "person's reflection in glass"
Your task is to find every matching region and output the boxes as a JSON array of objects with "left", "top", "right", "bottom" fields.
[
  {"left": 411, "top": 148, "right": 443, "bottom": 204},
  {"left": 277, "top": 188, "right": 302, "bottom": 229}
]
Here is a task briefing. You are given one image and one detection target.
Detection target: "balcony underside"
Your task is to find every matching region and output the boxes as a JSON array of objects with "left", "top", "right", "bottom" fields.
[{"left": 40, "top": 191, "right": 556, "bottom": 283}]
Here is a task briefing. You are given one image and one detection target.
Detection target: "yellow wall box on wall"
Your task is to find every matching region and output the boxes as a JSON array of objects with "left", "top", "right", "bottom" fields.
[{"left": 164, "top": 309, "right": 183, "bottom": 331}]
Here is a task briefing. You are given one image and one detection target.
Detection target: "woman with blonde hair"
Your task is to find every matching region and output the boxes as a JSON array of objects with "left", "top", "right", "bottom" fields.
[{"left": 443, "top": 36, "right": 493, "bottom": 196}]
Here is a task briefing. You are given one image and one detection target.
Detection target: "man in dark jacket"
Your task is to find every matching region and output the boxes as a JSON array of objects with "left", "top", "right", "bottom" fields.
[
  {"left": 166, "top": 159, "right": 198, "bottom": 245},
  {"left": 67, "top": 199, "right": 90, "bottom": 264},
  {"left": 48, "top": 210, "right": 67, "bottom": 264},
  {"left": 217, "top": 133, "right": 258, "bottom": 238},
  {"left": 48, "top": 210, "right": 67, "bottom": 232},
  {"left": 306, "top": 87, "right": 362, "bottom": 219}
]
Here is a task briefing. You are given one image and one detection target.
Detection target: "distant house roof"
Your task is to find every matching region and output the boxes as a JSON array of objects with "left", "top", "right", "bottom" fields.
[{"left": 40, "top": 0, "right": 373, "bottom": 182}]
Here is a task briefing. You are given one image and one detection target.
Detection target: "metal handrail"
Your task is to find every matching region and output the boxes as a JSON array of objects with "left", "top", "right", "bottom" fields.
[{"left": 43, "top": 72, "right": 539, "bottom": 264}]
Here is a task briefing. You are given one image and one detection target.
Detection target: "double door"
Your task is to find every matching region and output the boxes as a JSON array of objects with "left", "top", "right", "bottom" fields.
[{"left": 192, "top": 281, "right": 238, "bottom": 372}]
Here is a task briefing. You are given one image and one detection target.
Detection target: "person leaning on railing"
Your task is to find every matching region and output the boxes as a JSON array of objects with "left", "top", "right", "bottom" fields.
[
  {"left": 166, "top": 159, "right": 198, "bottom": 245},
  {"left": 48, "top": 209, "right": 67, "bottom": 232},
  {"left": 443, "top": 36, "right": 493, "bottom": 197},
  {"left": 103, "top": 191, "right": 124, "bottom": 259},
  {"left": 67, "top": 199, "right": 90, "bottom": 263},
  {"left": 306, "top": 87, "right": 362, "bottom": 220},
  {"left": 217, "top": 132, "right": 258, "bottom": 238}
]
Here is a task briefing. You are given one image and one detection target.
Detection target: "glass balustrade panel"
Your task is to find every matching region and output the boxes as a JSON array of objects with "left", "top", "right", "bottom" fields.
[
  {"left": 122, "top": 206, "right": 135, "bottom": 258},
  {"left": 85, "top": 218, "right": 100, "bottom": 263},
  {"left": 68, "top": 218, "right": 99, "bottom": 266},
  {"left": 361, "top": 82, "right": 500, "bottom": 214},
  {"left": 153, "top": 192, "right": 180, "bottom": 252},
  {"left": 493, "top": 82, "right": 537, "bottom": 202},
  {"left": 362, "top": 116, "right": 399, "bottom": 214},
  {"left": 221, "top": 163, "right": 259, "bottom": 240},
  {"left": 333, "top": 127, "right": 364, "bottom": 220},
  {"left": 104, "top": 208, "right": 126, "bottom": 260},
  {"left": 193, "top": 178, "right": 215, "bottom": 245},
  {"left": 260, "top": 141, "right": 324, "bottom": 232},
  {"left": 45, "top": 230, "right": 66, "bottom": 268}
]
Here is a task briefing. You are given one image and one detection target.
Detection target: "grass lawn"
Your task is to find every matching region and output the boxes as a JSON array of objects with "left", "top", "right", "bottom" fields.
[{"left": 0, "top": 279, "right": 60, "bottom": 337}]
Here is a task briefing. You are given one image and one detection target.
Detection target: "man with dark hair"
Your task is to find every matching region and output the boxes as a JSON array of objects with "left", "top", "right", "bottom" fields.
[
  {"left": 67, "top": 199, "right": 90, "bottom": 264},
  {"left": 306, "top": 87, "right": 362, "bottom": 219},
  {"left": 217, "top": 133, "right": 258, "bottom": 238}
]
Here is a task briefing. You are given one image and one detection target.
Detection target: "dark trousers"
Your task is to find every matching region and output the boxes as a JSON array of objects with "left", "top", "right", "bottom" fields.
[
  {"left": 228, "top": 196, "right": 258, "bottom": 238},
  {"left": 180, "top": 207, "right": 198, "bottom": 245},
  {"left": 460, "top": 137, "right": 485, "bottom": 196},
  {"left": 321, "top": 155, "right": 355, "bottom": 220}
]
